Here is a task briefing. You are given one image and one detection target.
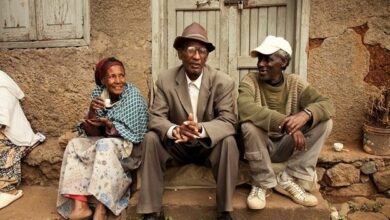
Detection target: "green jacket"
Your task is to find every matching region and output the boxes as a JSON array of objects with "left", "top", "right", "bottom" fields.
[{"left": 237, "top": 72, "right": 334, "bottom": 133}]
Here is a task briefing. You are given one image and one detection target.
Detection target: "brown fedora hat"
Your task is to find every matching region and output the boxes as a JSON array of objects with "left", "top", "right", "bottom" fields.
[{"left": 173, "top": 22, "right": 215, "bottom": 52}]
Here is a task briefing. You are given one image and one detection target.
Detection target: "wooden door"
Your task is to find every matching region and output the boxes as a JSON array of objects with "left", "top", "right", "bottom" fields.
[
  {"left": 152, "top": 0, "right": 309, "bottom": 82},
  {"left": 166, "top": 0, "right": 228, "bottom": 73},
  {"left": 36, "top": 0, "right": 84, "bottom": 40},
  {"left": 228, "top": 0, "right": 296, "bottom": 83},
  {"left": 0, "top": 0, "right": 37, "bottom": 42}
]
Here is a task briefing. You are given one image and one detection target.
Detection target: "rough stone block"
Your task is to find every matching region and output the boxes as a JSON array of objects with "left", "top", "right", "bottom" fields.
[
  {"left": 360, "top": 174, "right": 370, "bottom": 183},
  {"left": 373, "top": 170, "right": 390, "bottom": 192},
  {"left": 325, "top": 163, "right": 360, "bottom": 187},
  {"left": 365, "top": 16, "right": 390, "bottom": 50},
  {"left": 360, "top": 161, "right": 377, "bottom": 174},
  {"left": 375, "top": 160, "right": 386, "bottom": 171},
  {"left": 22, "top": 137, "right": 63, "bottom": 186},
  {"left": 348, "top": 211, "right": 388, "bottom": 220},
  {"left": 327, "top": 182, "right": 377, "bottom": 197}
]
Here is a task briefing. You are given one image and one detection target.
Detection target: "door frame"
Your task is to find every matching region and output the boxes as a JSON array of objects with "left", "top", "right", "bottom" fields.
[{"left": 151, "top": 0, "right": 310, "bottom": 82}]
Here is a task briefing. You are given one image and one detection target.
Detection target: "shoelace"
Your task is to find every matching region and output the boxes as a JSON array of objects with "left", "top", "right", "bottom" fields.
[
  {"left": 249, "top": 187, "right": 265, "bottom": 200},
  {"left": 284, "top": 180, "right": 307, "bottom": 201}
]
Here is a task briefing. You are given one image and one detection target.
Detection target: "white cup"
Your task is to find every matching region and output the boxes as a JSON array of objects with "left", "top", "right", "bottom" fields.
[
  {"left": 333, "top": 143, "right": 344, "bottom": 152},
  {"left": 104, "top": 99, "right": 111, "bottom": 108}
]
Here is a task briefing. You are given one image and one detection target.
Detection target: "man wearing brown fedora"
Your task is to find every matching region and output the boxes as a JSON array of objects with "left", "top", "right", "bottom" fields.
[{"left": 136, "top": 22, "right": 239, "bottom": 220}]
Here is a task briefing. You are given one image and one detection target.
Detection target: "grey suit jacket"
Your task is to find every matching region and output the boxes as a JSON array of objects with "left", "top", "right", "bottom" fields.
[{"left": 149, "top": 64, "right": 237, "bottom": 148}]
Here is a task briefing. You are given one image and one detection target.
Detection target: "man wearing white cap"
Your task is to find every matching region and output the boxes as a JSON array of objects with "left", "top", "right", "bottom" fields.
[{"left": 237, "top": 36, "right": 334, "bottom": 209}]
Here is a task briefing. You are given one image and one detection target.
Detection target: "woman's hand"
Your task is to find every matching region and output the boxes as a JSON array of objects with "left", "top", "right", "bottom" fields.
[
  {"left": 87, "top": 97, "right": 105, "bottom": 119},
  {"left": 83, "top": 117, "right": 116, "bottom": 137},
  {"left": 85, "top": 117, "right": 110, "bottom": 127},
  {"left": 90, "top": 97, "right": 105, "bottom": 111}
]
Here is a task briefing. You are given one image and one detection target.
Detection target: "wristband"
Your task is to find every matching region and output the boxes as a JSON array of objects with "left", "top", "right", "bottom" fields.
[{"left": 303, "top": 108, "right": 312, "bottom": 118}]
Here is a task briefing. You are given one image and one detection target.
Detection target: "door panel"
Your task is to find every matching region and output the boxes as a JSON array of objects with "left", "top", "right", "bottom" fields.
[
  {"left": 235, "top": 0, "right": 296, "bottom": 81},
  {"left": 36, "top": 0, "right": 84, "bottom": 40},
  {"left": 0, "top": 0, "right": 36, "bottom": 41},
  {"left": 167, "top": 0, "right": 228, "bottom": 73},
  {"left": 153, "top": 0, "right": 307, "bottom": 83}
]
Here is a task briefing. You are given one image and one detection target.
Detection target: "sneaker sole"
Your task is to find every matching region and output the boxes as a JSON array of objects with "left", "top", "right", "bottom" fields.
[
  {"left": 274, "top": 186, "right": 317, "bottom": 207},
  {"left": 246, "top": 199, "right": 266, "bottom": 210}
]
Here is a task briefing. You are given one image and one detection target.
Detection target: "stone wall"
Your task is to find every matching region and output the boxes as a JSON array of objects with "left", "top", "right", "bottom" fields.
[
  {"left": 0, "top": 0, "right": 389, "bottom": 145},
  {"left": 0, "top": 0, "right": 151, "bottom": 137},
  {"left": 308, "top": 0, "right": 389, "bottom": 144},
  {"left": 317, "top": 148, "right": 390, "bottom": 198}
]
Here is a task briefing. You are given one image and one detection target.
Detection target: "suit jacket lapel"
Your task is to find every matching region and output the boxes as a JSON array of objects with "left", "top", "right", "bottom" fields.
[
  {"left": 175, "top": 67, "right": 193, "bottom": 116},
  {"left": 197, "top": 66, "right": 211, "bottom": 122}
]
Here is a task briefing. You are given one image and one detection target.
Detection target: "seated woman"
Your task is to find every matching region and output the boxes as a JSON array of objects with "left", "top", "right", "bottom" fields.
[
  {"left": 56, "top": 57, "right": 148, "bottom": 220},
  {"left": 0, "top": 70, "right": 45, "bottom": 209}
]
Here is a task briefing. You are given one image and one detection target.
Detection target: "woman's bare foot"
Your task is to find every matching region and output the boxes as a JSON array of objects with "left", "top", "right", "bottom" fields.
[
  {"left": 93, "top": 202, "right": 107, "bottom": 220},
  {"left": 69, "top": 200, "right": 92, "bottom": 220}
]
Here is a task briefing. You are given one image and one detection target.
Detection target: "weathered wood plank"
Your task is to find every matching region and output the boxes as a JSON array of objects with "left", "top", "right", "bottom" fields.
[
  {"left": 267, "top": 6, "right": 277, "bottom": 35},
  {"left": 277, "top": 6, "right": 286, "bottom": 37},
  {"left": 249, "top": 8, "right": 258, "bottom": 51}
]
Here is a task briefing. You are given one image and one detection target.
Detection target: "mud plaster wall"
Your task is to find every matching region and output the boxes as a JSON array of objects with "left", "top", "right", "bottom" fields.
[
  {"left": 1, "top": 0, "right": 388, "bottom": 144},
  {"left": 308, "top": 0, "right": 389, "bottom": 144},
  {"left": 0, "top": 0, "right": 151, "bottom": 137}
]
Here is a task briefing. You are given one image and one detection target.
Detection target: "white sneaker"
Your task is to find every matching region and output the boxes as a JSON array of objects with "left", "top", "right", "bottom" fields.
[
  {"left": 294, "top": 173, "right": 319, "bottom": 193},
  {"left": 275, "top": 173, "right": 318, "bottom": 207},
  {"left": 247, "top": 186, "right": 266, "bottom": 209}
]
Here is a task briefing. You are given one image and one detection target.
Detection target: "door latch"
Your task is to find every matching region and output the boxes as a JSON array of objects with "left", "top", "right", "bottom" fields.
[
  {"left": 224, "top": 0, "right": 244, "bottom": 10},
  {"left": 238, "top": 0, "right": 243, "bottom": 10},
  {"left": 196, "top": 0, "right": 211, "bottom": 8}
]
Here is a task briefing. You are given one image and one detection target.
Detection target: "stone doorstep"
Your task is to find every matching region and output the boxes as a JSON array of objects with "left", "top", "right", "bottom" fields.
[
  {"left": 16, "top": 138, "right": 388, "bottom": 219},
  {"left": 0, "top": 185, "right": 125, "bottom": 220},
  {"left": 21, "top": 137, "right": 390, "bottom": 187},
  {"left": 20, "top": 137, "right": 390, "bottom": 206},
  {"left": 0, "top": 185, "right": 61, "bottom": 220},
  {"left": 319, "top": 142, "right": 390, "bottom": 164},
  {"left": 127, "top": 187, "right": 330, "bottom": 220},
  {"left": 0, "top": 185, "right": 329, "bottom": 220}
]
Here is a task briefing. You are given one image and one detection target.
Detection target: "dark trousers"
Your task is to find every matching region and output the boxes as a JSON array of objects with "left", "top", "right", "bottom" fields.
[{"left": 136, "top": 131, "right": 239, "bottom": 214}]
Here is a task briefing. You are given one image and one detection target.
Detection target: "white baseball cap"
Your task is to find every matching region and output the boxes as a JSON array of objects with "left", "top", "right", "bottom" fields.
[{"left": 250, "top": 35, "right": 292, "bottom": 57}]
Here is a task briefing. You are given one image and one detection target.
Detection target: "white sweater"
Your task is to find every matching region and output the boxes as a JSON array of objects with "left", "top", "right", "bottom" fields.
[{"left": 0, "top": 70, "right": 43, "bottom": 146}]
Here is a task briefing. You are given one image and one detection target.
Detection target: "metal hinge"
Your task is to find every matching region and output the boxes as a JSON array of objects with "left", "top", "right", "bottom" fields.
[{"left": 196, "top": 0, "right": 211, "bottom": 8}]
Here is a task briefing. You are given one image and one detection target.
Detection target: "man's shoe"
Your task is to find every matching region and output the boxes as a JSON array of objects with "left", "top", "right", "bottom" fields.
[
  {"left": 246, "top": 186, "right": 266, "bottom": 209},
  {"left": 294, "top": 173, "right": 319, "bottom": 193},
  {"left": 142, "top": 211, "right": 165, "bottom": 220},
  {"left": 217, "top": 211, "right": 232, "bottom": 220},
  {"left": 275, "top": 173, "right": 318, "bottom": 207}
]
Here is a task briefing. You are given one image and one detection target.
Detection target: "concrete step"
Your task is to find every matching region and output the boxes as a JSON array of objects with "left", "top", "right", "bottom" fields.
[
  {"left": 1, "top": 185, "right": 329, "bottom": 220},
  {"left": 127, "top": 186, "right": 330, "bottom": 220},
  {"left": 21, "top": 136, "right": 389, "bottom": 190},
  {"left": 0, "top": 185, "right": 330, "bottom": 220},
  {"left": 318, "top": 142, "right": 390, "bottom": 163},
  {"left": 0, "top": 185, "right": 125, "bottom": 220},
  {"left": 0, "top": 185, "right": 61, "bottom": 220}
]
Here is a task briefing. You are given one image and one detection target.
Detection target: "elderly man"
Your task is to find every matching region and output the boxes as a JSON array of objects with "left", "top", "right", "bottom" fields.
[
  {"left": 238, "top": 36, "right": 334, "bottom": 209},
  {"left": 137, "top": 23, "right": 239, "bottom": 220}
]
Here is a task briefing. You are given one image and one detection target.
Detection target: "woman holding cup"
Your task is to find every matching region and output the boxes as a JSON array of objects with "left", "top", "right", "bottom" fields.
[{"left": 57, "top": 57, "right": 148, "bottom": 220}]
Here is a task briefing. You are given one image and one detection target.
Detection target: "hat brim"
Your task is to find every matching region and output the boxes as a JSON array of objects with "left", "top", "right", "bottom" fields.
[
  {"left": 250, "top": 45, "right": 280, "bottom": 57},
  {"left": 174, "top": 36, "right": 215, "bottom": 52}
]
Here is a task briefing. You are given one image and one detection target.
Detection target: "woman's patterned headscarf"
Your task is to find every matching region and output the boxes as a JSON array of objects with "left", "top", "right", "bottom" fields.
[{"left": 94, "top": 57, "right": 125, "bottom": 86}]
